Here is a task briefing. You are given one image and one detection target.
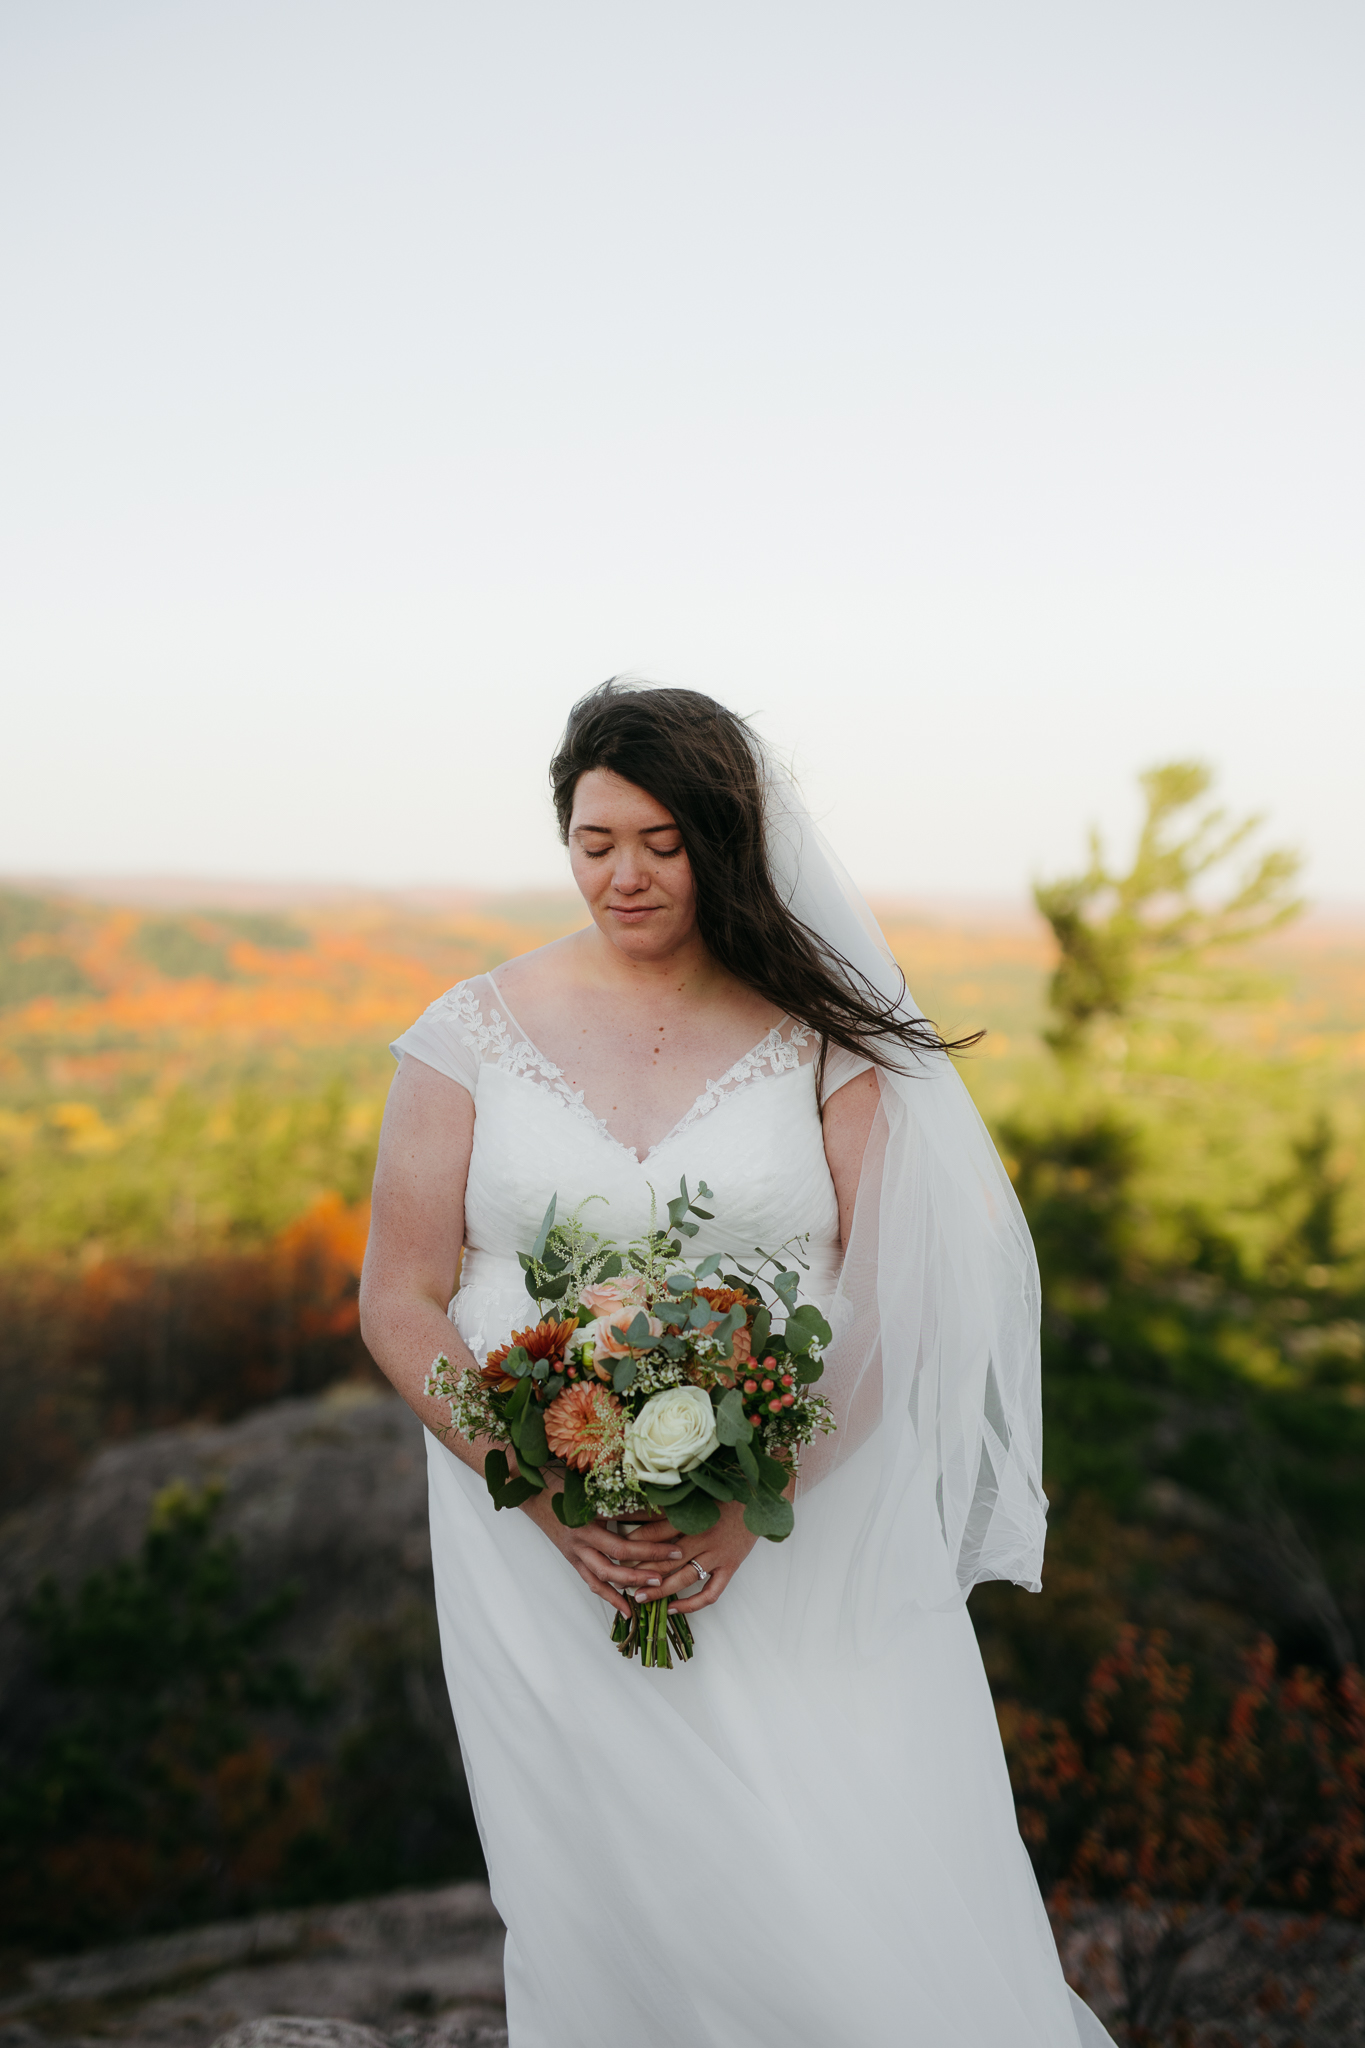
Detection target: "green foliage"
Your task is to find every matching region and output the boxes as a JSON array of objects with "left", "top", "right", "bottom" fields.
[
  {"left": 282, "top": 1605, "right": 480, "bottom": 1905},
  {"left": 1036, "top": 761, "right": 1302, "bottom": 1058},
  {"left": 0, "top": 1073, "right": 380, "bottom": 1259},
  {"left": 133, "top": 918, "right": 237, "bottom": 981},
  {"left": 0, "top": 1486, "right": 481, "bottom": 1951},
  {"left": 213, "top": 911, "right": 308, "bottom": 952},
  {"left": 982, "top": 760, "right": 1365, "bottom": 1730},
  {"left": 130, "top": 912, "right": 307, "bottom": 984},
  {"left": 0, "top": 889, "right": 93, "bottom": 1011},
  {"left": 0, "top": 1482, "right": 313, "bottom": 1945},
  {"left": 0, "top": 889, "right": 61, "bottom": 948}
]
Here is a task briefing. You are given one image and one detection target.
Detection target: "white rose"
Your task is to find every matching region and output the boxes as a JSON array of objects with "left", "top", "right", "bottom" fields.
[{"left": 622, "top": 1386, "right": 719, "bottom": 1488}]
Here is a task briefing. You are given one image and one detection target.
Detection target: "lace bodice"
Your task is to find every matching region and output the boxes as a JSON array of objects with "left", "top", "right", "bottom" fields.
[{"left": 392, "top": 973, "right": 869, "bottom": 1360}]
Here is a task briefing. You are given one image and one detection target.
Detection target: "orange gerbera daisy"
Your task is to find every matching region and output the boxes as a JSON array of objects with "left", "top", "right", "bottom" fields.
[
  {"left": 544, "top": 1383, "right": 625, "bottom": 1471},
  {"left": 481, "top": 1318, "right": 580, "bottom": 1393},
  {"left": 694, "top": 1285, "right": 757, "bottom": 1315}
]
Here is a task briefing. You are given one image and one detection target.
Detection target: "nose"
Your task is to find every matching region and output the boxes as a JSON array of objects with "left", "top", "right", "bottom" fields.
[{"left": 610, "top": 846, "right": 652, "bottom": 895}]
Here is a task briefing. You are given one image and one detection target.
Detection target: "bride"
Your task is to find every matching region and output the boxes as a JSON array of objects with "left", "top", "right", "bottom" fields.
[{"left": 360, "top": 681, "right": 1114, "bottom": 2047}]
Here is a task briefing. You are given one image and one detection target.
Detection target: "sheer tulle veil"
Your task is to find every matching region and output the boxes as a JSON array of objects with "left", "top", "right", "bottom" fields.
[{"left": 760, "top": 753, "right": 1048, "bottom": 1651}]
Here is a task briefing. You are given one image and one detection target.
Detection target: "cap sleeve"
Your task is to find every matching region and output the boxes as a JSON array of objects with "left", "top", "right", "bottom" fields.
[
  {"left": 819, "top": 1042, "right": 876, "bottom": 1106},
  {"left": 391, "top": 980, "right": 484, "bottom": 1096}
]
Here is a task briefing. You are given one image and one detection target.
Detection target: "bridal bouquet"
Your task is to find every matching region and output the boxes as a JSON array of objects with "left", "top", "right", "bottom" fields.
[{"left": 426, "top": 1179, "right": 834, "bottom": 1668}]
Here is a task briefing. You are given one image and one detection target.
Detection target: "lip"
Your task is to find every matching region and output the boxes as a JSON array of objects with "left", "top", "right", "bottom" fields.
[{"left": 608, "top": 905, "right": 661, "bottom": 921}]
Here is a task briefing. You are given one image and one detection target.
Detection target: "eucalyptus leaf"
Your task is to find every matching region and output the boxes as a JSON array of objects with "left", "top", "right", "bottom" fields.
[
  {"left": 666, "top": 1273, "right": 694, "bottom": 1295},
  {"left": 687, "top": 1465, "right": 734, "bottom": 1500},
  {"left": 641, "top": 1481, "right": 694, "bottom": 1512},
  {"left": 782, "top": 1304, "right": 833, "bottom": 1356},
  {"left": 660, "top": 1490, "right": 721, "bottom": 1535},
  {"left": 514, "top": 1403, "right": 548, "bottom": 1468},
  {"left": 562, "top": 1466, "right": 594, "bottom": 1527},
  {"left": 793, "top": 1356, "right": 824, "bottom": 1384},
  {"left": 612, "top": 1357, "right": 638, "bottom": 1394},
  {"left": 743, "top": 1492, "right": 795, "bottom": 1540},
  {"left": 715, "top": 1389, "right": 752, "bottom": 1446},
  {"left": 754, "top": 1448, "right": 791, "bottom": 1494},
  {"left": 749, "top": 1306, "right": 772, "bottom": 1355},
  {"left": 696, "top": 1180, "right": 714, "bottom": 1200},
  {"left": 735, "top": 1437, "right": 760, "bottom": 1485},
  {"left": 626, "top": 1311, "right": 653, "bottom": 1346},
  {"left": 496, "top": 1476, "right": 540, "bottom": 1512},
  {"left": 660, "top": 1335, "right": 687, "bottom": 1359},
  {"left": 531, "top": 1194, "right": 557, "bottom": 1262}
]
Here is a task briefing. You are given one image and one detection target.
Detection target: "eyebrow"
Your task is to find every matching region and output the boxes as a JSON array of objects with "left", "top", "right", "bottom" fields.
[{"left": 574, "top": 821, "right": 679, "bottom": 834}]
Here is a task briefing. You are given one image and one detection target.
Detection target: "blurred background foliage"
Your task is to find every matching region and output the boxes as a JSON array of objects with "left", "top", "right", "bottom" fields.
[{"left": 3, "top": 771, "right": 1365, "bottom": 2018}]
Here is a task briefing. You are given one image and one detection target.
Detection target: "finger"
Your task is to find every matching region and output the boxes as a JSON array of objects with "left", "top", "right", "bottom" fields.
[
  {"left": 654, "top": 1561, "right": 711, "bottom": 1599},
  {"left": 669, "top": 1568, "right": 729, "bottom": 1615},
  {"left": 620, "top": 1519, "right": 682, "bottom": 1545},
  {"left": 575, "top": 1562, "right": 630, "bottom": 1617},
  {"left": 585, "top": 1532, "right": 683, "bottom": 1564},
  {"left": 576, "top": 1544, "right": 664, "bottom": 1593}
]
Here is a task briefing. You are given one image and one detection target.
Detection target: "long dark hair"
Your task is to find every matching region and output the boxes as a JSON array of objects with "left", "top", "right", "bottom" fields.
[{"left": 549, "top": 679, "right": 979, "bottom": 1081}]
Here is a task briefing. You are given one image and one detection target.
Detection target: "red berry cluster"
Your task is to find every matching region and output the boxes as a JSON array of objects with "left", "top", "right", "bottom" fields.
[{"left": 740, "top": 1356, "right": 797, "bottom": 1422}]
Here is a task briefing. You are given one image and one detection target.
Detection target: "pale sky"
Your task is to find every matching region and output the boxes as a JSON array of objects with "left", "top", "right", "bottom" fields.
[{"left": 2, "top": 0, "right": 1361, "bottom": 900}]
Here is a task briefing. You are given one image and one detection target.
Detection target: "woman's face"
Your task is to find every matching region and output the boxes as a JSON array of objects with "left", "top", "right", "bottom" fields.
[{"left": 567, "top": 768, "right": 698, "bottom": 961}]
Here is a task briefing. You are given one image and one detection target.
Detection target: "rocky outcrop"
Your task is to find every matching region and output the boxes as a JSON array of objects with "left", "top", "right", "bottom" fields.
[
  {"left": 0, "top": 1384, "right": 434, "bottom": 1704},
  {"left": 0, "top": 1885, "right": 507, "bottom": 2048}
]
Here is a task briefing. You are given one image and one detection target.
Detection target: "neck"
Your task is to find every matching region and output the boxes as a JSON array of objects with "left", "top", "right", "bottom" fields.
[{"left": 573, "top": 921, "right": 727, "bottom": 1005}]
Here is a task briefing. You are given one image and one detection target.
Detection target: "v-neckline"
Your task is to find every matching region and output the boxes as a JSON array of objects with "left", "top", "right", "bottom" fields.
[{"left": 484, "top": 972, "right": 802, "bottom": 1167}]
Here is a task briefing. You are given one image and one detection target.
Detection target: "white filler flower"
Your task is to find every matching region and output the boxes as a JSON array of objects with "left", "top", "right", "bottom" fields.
[{"left": 622, "top": 1386, "right": 719, "bottom": 1487}]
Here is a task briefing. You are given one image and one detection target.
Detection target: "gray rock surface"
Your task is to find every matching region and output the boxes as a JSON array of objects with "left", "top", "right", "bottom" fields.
[
  {"left": 0, "top": 1885, "right": 507, "bottom": 2048},
  {"left": 209, "top": 2024, "right": 390, "bottom": 2048},
  {"left": 0, "top": 1384, "right": 434, "bottom": 1709}
]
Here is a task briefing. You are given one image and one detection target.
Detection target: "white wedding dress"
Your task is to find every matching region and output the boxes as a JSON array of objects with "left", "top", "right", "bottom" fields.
[{"left": 394, "top": 972, "right": 1113, "bottom": 2048}]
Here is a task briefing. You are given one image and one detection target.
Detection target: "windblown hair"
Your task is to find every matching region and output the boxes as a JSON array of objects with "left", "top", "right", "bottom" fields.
[{"left": 549, "top": 679, "right": 979, "bottom": 1082}]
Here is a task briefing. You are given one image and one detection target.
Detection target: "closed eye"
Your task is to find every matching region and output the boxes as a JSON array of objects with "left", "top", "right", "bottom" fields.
[{"left": 581, "top": 841, "right": 684, "bottom": 858}]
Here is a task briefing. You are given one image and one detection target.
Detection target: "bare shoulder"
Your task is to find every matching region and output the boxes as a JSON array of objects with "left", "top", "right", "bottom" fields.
[
  {"left": 822, "top": 1067, "right": 881, "bottom": 1247},
  {"left": 489, "top": 931, "right": 594, "bottom": 1003}
]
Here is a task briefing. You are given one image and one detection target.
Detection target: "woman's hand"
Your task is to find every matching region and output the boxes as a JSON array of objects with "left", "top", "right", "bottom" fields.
[
  {"left": 519, "top": 1490, "right": 685, "bottom": 1619},
  {"left": 618, "top": 1499, "right": 760, "bottom": 1615}
]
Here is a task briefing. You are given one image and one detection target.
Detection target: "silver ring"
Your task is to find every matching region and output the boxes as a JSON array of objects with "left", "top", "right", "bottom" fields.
[{"left": 691, "top": 1561, "right": 711, "bottom": 1585}]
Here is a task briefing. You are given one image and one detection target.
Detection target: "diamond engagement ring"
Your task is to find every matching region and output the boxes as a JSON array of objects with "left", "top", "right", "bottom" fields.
[{"left": 691, "top": 1561, "right": 712, "bottom": 1585}]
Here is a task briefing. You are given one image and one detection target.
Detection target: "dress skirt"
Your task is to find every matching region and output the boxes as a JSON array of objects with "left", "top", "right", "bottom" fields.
[{"left": 427, "top": 1429, "right": 1113, "bottom": 2048}]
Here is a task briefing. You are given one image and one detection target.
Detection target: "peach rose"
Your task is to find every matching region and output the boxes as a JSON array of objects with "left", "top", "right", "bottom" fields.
[
  {"left": 579, "top": 1274, "right": 649, "bottom": 1319},
  {"left": 578, "top": 1311, "right": 664, "bottom": 1380}
]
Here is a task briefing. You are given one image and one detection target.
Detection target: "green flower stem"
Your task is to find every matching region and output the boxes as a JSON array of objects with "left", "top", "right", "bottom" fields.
[{"left": 610, "top": 1593, "right": 693, "bottom": 1667}]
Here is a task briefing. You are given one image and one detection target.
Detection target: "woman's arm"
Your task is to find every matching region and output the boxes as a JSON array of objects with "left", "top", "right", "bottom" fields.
[
  {"left": 359, "top": 1055, "right": 482, "bottom": 1458},
  {"left": 360, "top": 1055, "right": 681, "bottom": 1612},
  {"left": 821, "top": 1065, "right": 880, "bottom": 1250}
]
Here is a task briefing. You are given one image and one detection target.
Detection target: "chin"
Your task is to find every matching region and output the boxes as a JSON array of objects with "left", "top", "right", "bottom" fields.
[{"left": 603, "top": 916, "right": 679, "bottom": 955}]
